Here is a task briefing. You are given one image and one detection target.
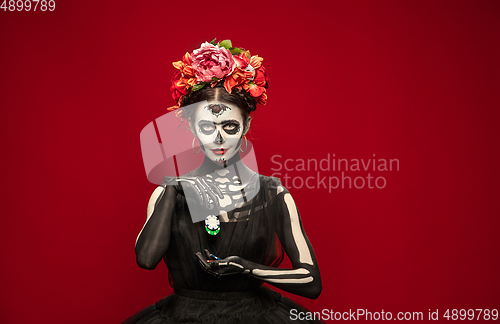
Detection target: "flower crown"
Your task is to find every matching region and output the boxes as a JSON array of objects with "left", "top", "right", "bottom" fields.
[{"left": 168, "top": 39, "right": 269, "bottom": 114}]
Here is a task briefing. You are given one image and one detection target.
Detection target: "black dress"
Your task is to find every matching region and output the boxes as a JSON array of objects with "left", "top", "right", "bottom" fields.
[{"left": 123, "top": 175, "right": 323, "bottom": 324}]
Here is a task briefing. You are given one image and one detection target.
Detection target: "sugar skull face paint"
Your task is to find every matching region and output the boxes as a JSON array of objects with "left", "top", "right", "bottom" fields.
[
  {"left": 192, "top": 100, "right": 245, "bottom": 165},
  {"left": 205, "top": 103, "right": 231, "bottom": 118}
]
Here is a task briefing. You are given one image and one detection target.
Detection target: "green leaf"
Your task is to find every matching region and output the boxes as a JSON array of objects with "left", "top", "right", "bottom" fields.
[
  {"left": 212, "top": 77, "right": 219, "bottom": 82},
  {"left": 219, "top": 40, "right": 232, "bottom": 49},
  {"left": 192, "top": 83, "right": 207, "bottom": 91},
  {"left": 209, "top": 38, "right": 217, "bottom": 45},
  {"left": 229, "top": 47, "right": 242, "bottom": 55}
]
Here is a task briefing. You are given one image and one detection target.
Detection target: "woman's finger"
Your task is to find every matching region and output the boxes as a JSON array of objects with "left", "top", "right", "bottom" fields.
[
  {"left": 177, "top": 179, "right": 205, "bottom": 205},
  {"left": 195, "top": 179, "right": 212, "bottom": 208},
  {"left": 196, "top": 252, "right": 212, "bottom": 272},
  {"left": 192, "top": 183, "right": 206, "bottom": 206},
  {"left": 208, "top": 182, "right": 224, "bottom": 200},
  {"left": 196, "top": 252, "right": 222, "bottom": 277},
  {"left": 205, "top": 182, "right": 224, "bottom": 206},
  {"left": 204, "top": 190, "right": 219, "bottom": 210},
  {"left": 200, "top": 178, "right": 219, "bottom": 210},
  {"left": 196, "top": 252, "right": 208, "bottom": 266},
  {"left": 203, "top": 249, "right": 212, "bottom": 259}
]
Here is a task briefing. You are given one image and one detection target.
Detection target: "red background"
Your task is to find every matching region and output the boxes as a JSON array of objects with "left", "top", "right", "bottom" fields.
[{"left": 1, "top": 0, "right": 499, "bottom": 322}]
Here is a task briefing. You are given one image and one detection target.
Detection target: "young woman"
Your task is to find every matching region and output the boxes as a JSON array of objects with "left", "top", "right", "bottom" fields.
[{"left": 124, "top": 40, "right": 323, "bottom": 324}]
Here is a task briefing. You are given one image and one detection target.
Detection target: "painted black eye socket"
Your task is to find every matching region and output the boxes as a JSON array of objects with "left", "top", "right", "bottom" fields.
[
  {"left": 199, "top": 123, "right": 216, "bottom": 134},
  {"left": 223, "top": 123, "right": 241, "bottom": 135},
  {"left": 198, "top": 121, "right": 241, "bottom": 135}
]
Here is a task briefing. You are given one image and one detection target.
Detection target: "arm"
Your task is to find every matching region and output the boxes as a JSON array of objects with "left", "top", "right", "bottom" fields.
[
  {"left": 250, "top": 186, "right": 322, "bottom": 298},
  {"left": 196, "top": 185, "right": 322, "bottom": 299},
  {"left": 135, "top": 185, "right": 177, "bottom": 270},
  {"left": 135, "top": 177, "right": 223, "bottom": 270}
]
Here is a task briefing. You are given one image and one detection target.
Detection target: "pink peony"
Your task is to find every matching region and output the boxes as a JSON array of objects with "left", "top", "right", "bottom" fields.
[{"left": 191, "top": 42, "right": 236, "bottom": 83}]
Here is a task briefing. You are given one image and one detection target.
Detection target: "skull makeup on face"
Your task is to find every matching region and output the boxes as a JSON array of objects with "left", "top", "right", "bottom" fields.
[{"left": 192, "top": 100, "right": 246, "bottom": 165}]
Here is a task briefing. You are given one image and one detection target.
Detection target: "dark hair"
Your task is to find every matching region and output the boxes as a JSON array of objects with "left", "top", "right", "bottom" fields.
[{"left": 180, "top": 82, "right": 256, "bottom": 125}]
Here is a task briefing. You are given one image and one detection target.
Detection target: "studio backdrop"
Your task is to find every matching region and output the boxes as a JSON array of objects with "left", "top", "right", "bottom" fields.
[{"left": 0, "top": 1, "right": 499, "bottom": 323}]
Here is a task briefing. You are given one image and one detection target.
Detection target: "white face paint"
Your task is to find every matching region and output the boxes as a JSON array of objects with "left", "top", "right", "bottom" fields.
[{"left": 192, "top": 100, "right": 245, "bottom": 165}]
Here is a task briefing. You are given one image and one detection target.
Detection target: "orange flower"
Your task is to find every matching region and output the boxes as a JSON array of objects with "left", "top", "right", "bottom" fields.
[
  {"left": 170, "top": 52, "right": 198, "bottom": 105},
  {"left": 256, "top": 92, "right": 267, "bottom": 105},
  {"left": 249, "top": 55, "right": 263, "bottom": 69},
  {"left": 224, "top": 67, "right": 252, "bottom": 93},
  {"left": 172, "top": 53, "right": 195, "bottom": 77}
]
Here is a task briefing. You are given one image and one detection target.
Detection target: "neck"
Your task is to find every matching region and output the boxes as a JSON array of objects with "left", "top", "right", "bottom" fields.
[{"left": 193, "top": 154, "right": 255, "bottom": 181}]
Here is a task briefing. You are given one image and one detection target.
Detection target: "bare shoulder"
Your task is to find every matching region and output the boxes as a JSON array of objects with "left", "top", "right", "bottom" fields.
[{"left": 146, "top": 186, "right": 165, "bottom": 219}]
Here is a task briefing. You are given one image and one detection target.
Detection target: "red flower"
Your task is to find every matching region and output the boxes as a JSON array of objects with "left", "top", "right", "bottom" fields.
[
  {"left": 169, "top": 71, "right": 186, "bottom": 103},
  {"left": 242, "top": 81, "right": 268, "bottom": 105},
  {"left": 253, "top": 65, "right": 269, "bottom": 89},
  {"left": 233, "top": 52, "right": 251, "bottom": 69}
]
